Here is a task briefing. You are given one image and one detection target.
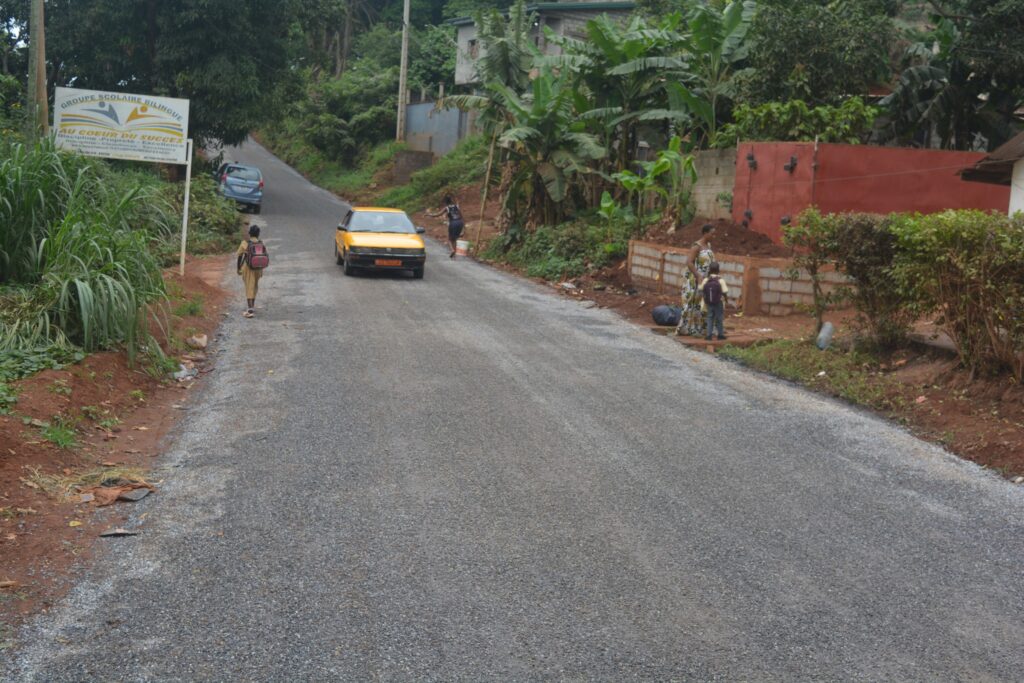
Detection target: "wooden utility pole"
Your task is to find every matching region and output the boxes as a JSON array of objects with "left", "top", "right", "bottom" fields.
[
  {"left": 26, "top": 0, "right": 48, "bottom": 139},
  {"left": 395, "top": 0, "right": 410, "bottom": 141}
]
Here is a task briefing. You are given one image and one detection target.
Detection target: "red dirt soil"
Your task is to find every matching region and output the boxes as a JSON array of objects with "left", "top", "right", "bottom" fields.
[
  {"left": 641, "top": 217, "right": 791, "bottom": 258},
  {"left": 0, "top": 254, "right": 231, "bottom": 630}
]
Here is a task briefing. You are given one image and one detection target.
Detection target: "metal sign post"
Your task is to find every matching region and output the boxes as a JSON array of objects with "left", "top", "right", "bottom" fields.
[{"left": 179, "top": 139, "right": 194, "bottom": 276}]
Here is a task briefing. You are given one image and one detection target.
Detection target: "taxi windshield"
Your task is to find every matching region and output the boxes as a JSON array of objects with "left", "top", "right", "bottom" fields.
[{"left": 348, "top": 211, "right": 416, "bottom": 234}]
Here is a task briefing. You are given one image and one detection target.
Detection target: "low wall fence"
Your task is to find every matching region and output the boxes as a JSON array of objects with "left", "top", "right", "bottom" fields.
[{"left": 627, "top": 240, "right": 851, "bottom": 317}]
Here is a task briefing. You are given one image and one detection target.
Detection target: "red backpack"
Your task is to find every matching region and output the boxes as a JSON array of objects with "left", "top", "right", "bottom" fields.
[{"left": 246, "top": 240, "right": 270, "bottom": 269}]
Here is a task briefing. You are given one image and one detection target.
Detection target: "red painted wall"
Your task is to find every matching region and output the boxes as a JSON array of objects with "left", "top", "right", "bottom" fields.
[{"left": 732, "top": 142, "right": 1011, "bottom": 244}]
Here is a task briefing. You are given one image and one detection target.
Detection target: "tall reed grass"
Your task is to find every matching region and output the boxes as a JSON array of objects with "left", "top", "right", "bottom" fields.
[{"left": 0, "top": 139, "right": 174, "bottom": 355}]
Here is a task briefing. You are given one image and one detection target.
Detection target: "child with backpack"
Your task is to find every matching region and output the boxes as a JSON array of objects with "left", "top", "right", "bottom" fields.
[
  {"left": 427, "top": 194, "right": 465, "bottom": 259},
  {"left": 700, "top": 261, "right": 728, "bottom": 341},
  {"left": 236, "top": 224, "right": 269, "bottom": 318}
]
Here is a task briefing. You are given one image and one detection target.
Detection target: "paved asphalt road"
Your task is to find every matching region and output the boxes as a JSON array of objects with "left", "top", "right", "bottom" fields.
[{"left": 8, "top": 140, "right": 1024, "bottom": 681}]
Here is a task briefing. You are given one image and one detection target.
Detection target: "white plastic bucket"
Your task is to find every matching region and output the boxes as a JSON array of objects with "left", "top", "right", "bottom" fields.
[{"left": 455, "top": 239, "right": 470, "bottom": 256}]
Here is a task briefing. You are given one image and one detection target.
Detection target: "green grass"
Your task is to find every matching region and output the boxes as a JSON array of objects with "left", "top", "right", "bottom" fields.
[
  {"left": 0, "top": 138, "right": 169, "bottom": 356},
  {"left": 46, "top": 379, "right": 72, "bottom": 396},
  {"left": 259, "top": 125, "right": 406, "bottom": 199},
  {"left": 172, "top": 295, "right": 205, "bottom": 317},
  {"left": 377, "top": 135, "right": 488, "bottom": 212},
  {"left": 39, "top": 415, "right": 78, "bottom": 449},
  {"left": 719, "top": 339, "right": 905, "bottom": 412}
]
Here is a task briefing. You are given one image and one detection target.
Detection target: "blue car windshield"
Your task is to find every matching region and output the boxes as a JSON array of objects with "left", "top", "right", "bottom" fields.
[{"left": 348, "top": 211, "right": 415, "bottom": 234}]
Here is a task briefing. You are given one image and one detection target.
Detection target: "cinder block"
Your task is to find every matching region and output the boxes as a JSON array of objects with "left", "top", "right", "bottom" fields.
[
  {"left": 769, "top": 304, "right": 793, "bottom": 316},
  {"left": 759, "top": 279, "right": 770, "bottom": 292},
  {"left": 664, "top": 263, "right": 685, "bottom": 276},
  {"left": 791, "top": 280, "right": 814, "bottom": 295},
  {"left": 795, "top": 293, "right": 816, "bottom": 305},
  {"left": 779, "top": 293, "right": 801, "bottom": 305},
  {"left": 634, "top": 267, "right": 654, "bottom": 279},
  {"left": 720, "top": 261, "right": 744, "bottom": 273},
  {"left": 762, "top": 291, "right": 781, "bottom": 304},
  {"left": 768, "top": 279, "right": 793, "bottom": 293},
  {"left": 760, "top": 267, "right": 782, "bottom": 279},
  {"left": 636, "top": 246, "right": 660, "bottom": 259}
]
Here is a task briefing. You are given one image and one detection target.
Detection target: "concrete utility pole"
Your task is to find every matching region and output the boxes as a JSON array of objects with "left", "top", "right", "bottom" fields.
[
  {"left": 26, "top": 0, "right": 48, "bottom": 139},
  {"left": 395, "top": 0, "right": 410, "bottom": 141}
]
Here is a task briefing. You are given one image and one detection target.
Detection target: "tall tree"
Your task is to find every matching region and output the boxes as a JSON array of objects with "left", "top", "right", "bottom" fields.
[
  {"left": 741, "top": 0, "right": 897, "bottom": 106},
  {"left": 43, "top": 0, "right": 298, "bottom": 146}
]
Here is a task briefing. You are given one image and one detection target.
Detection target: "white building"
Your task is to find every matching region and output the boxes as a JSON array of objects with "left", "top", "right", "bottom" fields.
[
  {"left": 960, "top": 131, "right": 1024, "bottom": 216},
  {"left": 450, "top": 1, "right": 637, "bottom": 86}
]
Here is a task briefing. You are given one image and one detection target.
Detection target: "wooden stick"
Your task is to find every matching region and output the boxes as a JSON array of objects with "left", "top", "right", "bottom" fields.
[{"left": 473, "top": 129, "right": 499, "bottom": 255}]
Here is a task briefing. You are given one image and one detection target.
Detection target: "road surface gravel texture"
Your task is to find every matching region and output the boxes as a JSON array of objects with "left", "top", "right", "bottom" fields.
[{"left": 6, "top": 140, "right": 1023, "bottom": 681}]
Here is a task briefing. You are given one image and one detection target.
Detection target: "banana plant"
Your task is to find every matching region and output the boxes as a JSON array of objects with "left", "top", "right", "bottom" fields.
[
  {"left": 489, "top": 68, "right": 607, "bottom": 226},
  {"left": 668, "top": 0, "right": 757, "bottom": 148},
  {"left": 881, "top": 17, "right": 1019, "bottom": 151},
  {"left": 545, "top": 13, "right": 690, "bottom": 173},
  {"left": 612, "top": 136, "right": 696, "bottom": 224}
]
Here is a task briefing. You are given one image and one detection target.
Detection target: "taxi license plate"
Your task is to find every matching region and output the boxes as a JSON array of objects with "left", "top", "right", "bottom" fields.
[{"left": 375, "top": 259, "right": 402, "bottom": 267}]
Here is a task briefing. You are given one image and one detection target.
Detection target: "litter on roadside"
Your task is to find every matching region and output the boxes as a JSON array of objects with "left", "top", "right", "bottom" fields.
[
  {"left": 173, "top": 364, "right": 199, "bottom": 381},
  {"left": 99, "top": 528, "right": 139, "bottom": 538}
]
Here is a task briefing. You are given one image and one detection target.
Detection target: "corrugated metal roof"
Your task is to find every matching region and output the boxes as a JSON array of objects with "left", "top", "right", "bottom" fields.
[
  {"left": 959, "top": 131, "right": 1024, "bottom": 185},
  {"left": 448, "top": 2, "right": 636, "bottom": 26}
]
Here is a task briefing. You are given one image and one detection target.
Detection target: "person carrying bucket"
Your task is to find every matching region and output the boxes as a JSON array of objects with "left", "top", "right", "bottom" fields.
[{"left": 427, "top": 194, "right": 465, "bottom": 259}]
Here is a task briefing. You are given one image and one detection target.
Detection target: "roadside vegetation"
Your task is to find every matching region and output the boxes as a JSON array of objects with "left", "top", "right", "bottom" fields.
[
  {"left": 254, "top": 0, "right": 1022, "bottom": 283},
  {"left": 720, "top": 341, "right": 905, "bottom": 413},
  {"left": 0, "top": 136, "right": 243, "bottom": 413},
  {"left": 378, "top": 135, "right": 489, "bottom": 211}
]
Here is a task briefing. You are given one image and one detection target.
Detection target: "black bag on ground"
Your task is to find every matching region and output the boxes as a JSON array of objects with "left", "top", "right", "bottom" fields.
[{"left": 651, "top": 305, "right": 682, "bottom": 326}]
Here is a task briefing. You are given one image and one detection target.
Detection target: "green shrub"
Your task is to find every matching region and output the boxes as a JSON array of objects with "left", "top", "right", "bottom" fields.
[
  {"left": 784, "top": 209, "right": 845, "bottom": 333},
  {"left": 483, "top": 216, "right": 634, "bottom": 281},
  {"left": 716, "top": 98, "right": 880, "bottom": 148},
  {"left": 152, "top": 175, "right": 242, "bottom": 265},
  {"left": 827, "top": 212, "right": 915, "bottom": 349},
  {"left": 890, "top": 210, "right": 1024, "bottom": 381}
]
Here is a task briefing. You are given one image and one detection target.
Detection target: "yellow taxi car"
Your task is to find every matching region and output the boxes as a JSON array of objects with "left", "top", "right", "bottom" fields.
[{"left": 334, "top": 207, "right": 427, "bottom": 279}]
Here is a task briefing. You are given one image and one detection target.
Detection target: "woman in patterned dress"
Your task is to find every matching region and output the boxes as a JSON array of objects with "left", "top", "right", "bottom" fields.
[{"left": 675, "top": 224, "right": 716, "bottom": 336}]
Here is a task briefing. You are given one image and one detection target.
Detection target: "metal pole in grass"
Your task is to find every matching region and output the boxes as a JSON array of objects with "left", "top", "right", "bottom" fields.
[{"left": 179, "top": 139, "right": 194, "bottom": 276}]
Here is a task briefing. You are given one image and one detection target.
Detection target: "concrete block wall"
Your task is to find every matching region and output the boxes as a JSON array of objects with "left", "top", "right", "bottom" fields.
[
  {"left": 691, "top": 148, "right": 736, "bottom": 220},
  {"left": 627, "top": 240, "right": 851, "bottom": 316}
]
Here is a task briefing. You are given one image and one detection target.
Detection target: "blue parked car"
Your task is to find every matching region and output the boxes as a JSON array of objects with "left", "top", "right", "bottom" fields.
[{"left": 215, "top": 163, "right": 263, "bottom": 214}]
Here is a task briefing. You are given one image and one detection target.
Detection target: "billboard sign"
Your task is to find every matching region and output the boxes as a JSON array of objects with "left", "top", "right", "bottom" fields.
[{"left": 54, "top": 87, "right": 190, "bottom": 164}]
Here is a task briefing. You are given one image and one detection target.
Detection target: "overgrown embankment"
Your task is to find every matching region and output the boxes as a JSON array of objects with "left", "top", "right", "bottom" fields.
[
  {"left": 0, "top": 138, "right": 241, "bottom": 404},
  {"left": 257, "top": 127, "right": 406, "bottom": 201}
]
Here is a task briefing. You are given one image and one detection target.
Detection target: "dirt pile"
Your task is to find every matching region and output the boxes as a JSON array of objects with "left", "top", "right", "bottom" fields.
[{"left": 643, "top": 217, "right": 791, "bottom": 258}]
